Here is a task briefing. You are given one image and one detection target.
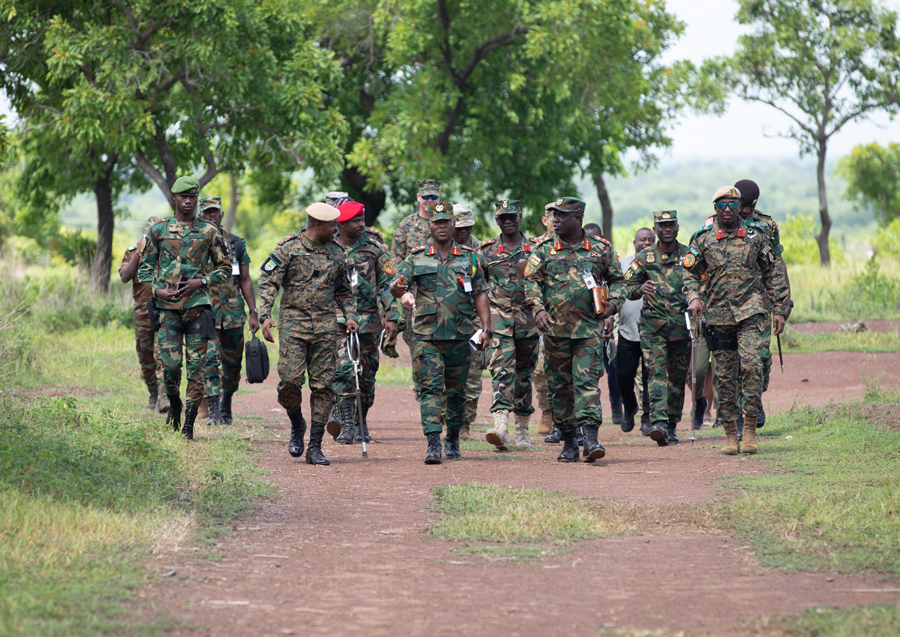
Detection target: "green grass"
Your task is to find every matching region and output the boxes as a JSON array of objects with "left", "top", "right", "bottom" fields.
[
  {"left": 762, "top": 604, "right": 900, "bottom": 637},
  {"left": 780, "top": 326, "right": 900, "bottom": 353},
  {"left": 788, "top": 258, "right": 900, "bottom": 323}
]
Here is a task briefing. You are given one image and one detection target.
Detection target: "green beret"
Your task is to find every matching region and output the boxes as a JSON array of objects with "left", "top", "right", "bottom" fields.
[{"left": 171, "top": 176, "right": 200, "bottom": 195}]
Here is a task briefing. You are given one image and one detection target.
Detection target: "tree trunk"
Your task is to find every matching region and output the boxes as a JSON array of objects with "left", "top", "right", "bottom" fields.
[
  {"left": 341, "top": 165, "right": 387, "bottom": 226},
  {"left": 814, "top": 141, "right": 832, "bottom": 266},
  {"left": 90, "top": 167, "right": 116, "bottom": 294},
  {"left": 223, "top": 172, "right": 240, "bottom": 233},
  {"left": 593, "top": 172, "right": 614, "bottom": 243}
]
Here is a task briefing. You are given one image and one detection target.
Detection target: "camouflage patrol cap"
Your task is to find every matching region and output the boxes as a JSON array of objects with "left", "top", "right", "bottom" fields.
[
  {"left": 143, "top": 216, "right": 165, "bottom": 233},
  {"left": 543, "top": 202, "right": 555, "bottom": 218},
  {"left": 325, "top": 191, "right": 350, "bottom": 206},
  {"left": 199, "top": 196, "right": 223, "bottom": 212},
  {"left": 417, "top": 179, "right": 441, "bottom": 197},
  {"left": 548, "top": 196, "right": 585, "bottom": 215},
  {"left": 733, "top": 179, "right": 760, "bottom": 205},
  {"left": 430, "top": 202, "right": 454, "bottom": 221},
  {"left": 653, "top": 210, "right": 678, "bottom": 223},
  {"left": 453, "top": 206, "right": 475, "bottom": 227},
  {"left": 712, "top": 185, "right": 741, "bottom": 202},
  {"left": 171, "top": 176, "right": 200, "bottom": 195},
  {"left": 494, "top": 199, "right": 522, "bottom": 215}
]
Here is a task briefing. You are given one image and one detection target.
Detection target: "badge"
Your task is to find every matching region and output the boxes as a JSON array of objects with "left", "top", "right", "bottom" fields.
[
  {"left": 459, "top": 272, "right": 473, "bottom": 293},
  {"left": 624, "top": 267, "right": 634, "bottom": 281},
  {"left": 548, "top": 248, "right": 557, "bottom": 255},
  {"left": 683, "top": 253, "right": 696, "bottom": 268},
  {"left": 350, "top": 267, "right": 359, "bottom": 288},
  {"left": 262, "top": 258, "right": 278, "bottom": 272},
  {"left": 502, "top": 200, "right": 509, "bottom": 208},
  {"left": 528, "top": 254, "right": 541, "bottom": 266},
  {"left": 383, "top": 261, "right": 396, "bottom": 275},
  {"left": 435, "top": 203, "right": 444, "bottom": 212},
  {"left": 524, "top": 262, "right": 536, "bottom": 277},
  {"left": 556, "top": 198, "right": 563, "bottom": 205},
  {"left": 646, "top": 251, "right": 656, "bottom": 264},
  {"left": 582, "top": 268, "right": 597, "bottom": 289}
]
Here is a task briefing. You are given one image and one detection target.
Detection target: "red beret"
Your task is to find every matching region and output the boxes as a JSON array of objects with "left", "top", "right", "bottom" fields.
[{"left": 337, "top": 201, "right": 364, "bottom": 223}]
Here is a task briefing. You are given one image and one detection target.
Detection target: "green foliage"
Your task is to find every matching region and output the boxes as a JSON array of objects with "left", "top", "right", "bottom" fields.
[
  {"left": 849, "top": 256, "right": 900, "bottom": 315},
  {"left": 788, "top": 259, "right": 900, "bottom": 322},
  {"left": 766, "top": 603, "right": 900, "bottom": 637},
  {"left": 780, "top": 214, "right": 845, "bottom": 266},
  {"left": 837, "top": 142, "right": 900, "bottom": 227},
  {"left": 780, "top": 326, "right": 900, "bottom": 354},
  {"left": 874, "top": 218, "right": 900, "bottom": 258}
]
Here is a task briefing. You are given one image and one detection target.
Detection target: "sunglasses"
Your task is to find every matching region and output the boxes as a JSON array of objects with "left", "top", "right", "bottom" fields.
[
  {"left": 421, "top": 194, "right": 439, "bottom": 201},
  {"left": 496, "top": 213, "right": 519, "bottom": 221},
  {"left": 715, "top": 202, "right": 739, "bottom": 211}
]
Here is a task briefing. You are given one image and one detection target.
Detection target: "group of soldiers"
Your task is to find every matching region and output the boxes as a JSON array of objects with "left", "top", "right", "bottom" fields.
[{"left": 127, "top": 174, "right": 790, "bottom": 465}]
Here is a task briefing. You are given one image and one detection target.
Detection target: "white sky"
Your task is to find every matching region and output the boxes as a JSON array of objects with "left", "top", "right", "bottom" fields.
[{"left": 3, "top": 0, "right": 899, "bottom": 159}]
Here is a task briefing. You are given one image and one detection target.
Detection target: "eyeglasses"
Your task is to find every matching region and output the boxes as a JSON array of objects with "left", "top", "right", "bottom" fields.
[
  {"left": 421, "top": 194, "right": 439, "bottom": 201},
  {"left": 715, "top": 202, "right": 739, "bottom": 211}
]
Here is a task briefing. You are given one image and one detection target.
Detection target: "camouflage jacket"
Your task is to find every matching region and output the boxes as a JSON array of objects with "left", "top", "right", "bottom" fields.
[
  {"left": 395, "top": 241, "right": 488, "bottom": 341},
  {"left": 210, "top": 232, "right": 251, "bottom": 329},
  {"left": 623, "top": 241, "right": 690, "bottom": 341},
  {"left": 391, "top": 211, "right": 432, "bottom": 266},
  {"left": 523, "top": 231, "right": 625, "bottom": 339},
  {"left": 338, "top": 234, "right": 399, "bottom": 334},
  {"left": 258, "top": 233, "right": 357, "bottom": 334},
  {"left": 683, "top": 217, "right": 789, "bottom": 325},
  {"left": 137, "top": 216, "right": 231, "bottom": 311},
  {"left": 478, "top": 232, "right": 538, "bottom": 338},
  {"left": 120, "top": 244, "right": 152, "bottom": 309}
]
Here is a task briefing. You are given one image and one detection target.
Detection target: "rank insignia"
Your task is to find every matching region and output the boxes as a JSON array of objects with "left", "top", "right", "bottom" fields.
[
  {"left": 661, "top": 211, "right": 671, "bottom": 219},
  {"left": 383, "top": 261, "right": 395, "bottom": 275},
  {"left": 548, "top": 248, "right": 557, "bottom": 255},
  {"left": 502, "top": 200, "right": 509, "bottom": 208},
  {"left": 683, "top": 254, "right": 696, "bottom": 268},
  {"left": 435, "top": 203, "right": 444, "bottom": 212},
  {"left": 646, "top": 251, "right": 656, "bottom": 264},
  {"left": 556, "top": 198, "right": 563, "bottom": 205}
]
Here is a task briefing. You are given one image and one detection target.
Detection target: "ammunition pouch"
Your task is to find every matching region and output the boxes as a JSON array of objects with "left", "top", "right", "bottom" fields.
[
  {"left": 147, "top": 299, "right": 161, "bottom": 332},
  {"left": 704, "top": 325, "right": 738, "bottom": 351}
]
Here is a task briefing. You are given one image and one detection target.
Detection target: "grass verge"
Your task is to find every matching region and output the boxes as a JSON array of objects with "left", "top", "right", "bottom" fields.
[{"left": 780, "top": 327, "right": 900, "bottom": 353}]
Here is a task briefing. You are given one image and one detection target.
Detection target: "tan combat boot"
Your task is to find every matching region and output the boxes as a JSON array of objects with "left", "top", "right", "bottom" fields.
[
  {"left": 741, "top": 412, "right": 759, "bottom": 454},
  {"left": 198, "top": 397, "right": 209, "bottom": 421},
  {"left": 537, "top": 410, "right": 553, "bottom": 436},
  {"left": 514, "top": 413, "right": 532, "bottom": 449},
  {"left": 156, "top": 387, "right": 171, "bottom": 414},
  {"left": 459, "top": 423, "right": 473, "bottom": 441},
  {"left": 722, "top": 420, "right": 740, "bottom": 455},
  {"left": 485, "top": 410, "right": 510, "bottom": 451}
]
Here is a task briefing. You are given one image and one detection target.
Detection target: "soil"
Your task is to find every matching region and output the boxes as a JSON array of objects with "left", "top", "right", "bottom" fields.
[{"left": 140, "top": 345, "right": 900, "bottom": 637}]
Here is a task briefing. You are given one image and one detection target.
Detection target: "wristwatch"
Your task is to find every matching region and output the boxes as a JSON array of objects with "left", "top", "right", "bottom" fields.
[
  {"left": 483, "top": 329, "right": 493, "bottom": 337},
  {"left": 249, "top": 308, "right": 259, "bottom": 315},
  {"left": 787, "top": 300, "right": 794, "bottom": 308},
  {"left": 201, "top": 278, "right": 208, "bottom": 288}
]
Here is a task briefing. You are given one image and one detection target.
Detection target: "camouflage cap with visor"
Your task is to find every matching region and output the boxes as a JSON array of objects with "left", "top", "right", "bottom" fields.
[
  {"left": 653, "top": 210, "right": 678, "bottom": 223},
  {"left": 547, "top": 196, "right": 585, "bottom": 215},
  {"left": 417, "top": 179, "right": 441, "bottom": 197},
  {"left": 199, "top": 196, "right": 223, "bottom": 212},
  {"left": 494, "top": 199, "right": 521, "bottom": 215},
  {"left": 453, "top": 206, "right": 475, "bottom": 227},
  {"left": 429, "top": 202, "right": 454, "bottom": 221}
]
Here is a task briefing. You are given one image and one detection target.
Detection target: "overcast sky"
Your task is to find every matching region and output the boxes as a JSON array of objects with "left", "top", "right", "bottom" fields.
[{"left": 3, "top": 0, "right": 899, "bottom": 161}]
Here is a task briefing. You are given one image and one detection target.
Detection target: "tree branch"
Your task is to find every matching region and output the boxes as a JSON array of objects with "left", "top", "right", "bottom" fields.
[{"left": 134, "top": 148, "right": 174, "bottom": 208}]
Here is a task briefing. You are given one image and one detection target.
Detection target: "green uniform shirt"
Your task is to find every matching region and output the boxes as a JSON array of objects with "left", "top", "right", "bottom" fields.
[
  {"left": 396, "top": 241, "right": 488, "bottom": 341},
  {"left": 137, "top": 216, "right": 231, "bottom": 310},
  {"left": 523, "top": 231, "right": 625, "bottom": 339},
  {"left": 478, "top": 233, "right": 538, "bottom": 339},
  {"left": 623, "top": 241, "right": 690, "bottom": 341},
  {"left": 338, "top": 234, "right": 397, "bottom": 335}
]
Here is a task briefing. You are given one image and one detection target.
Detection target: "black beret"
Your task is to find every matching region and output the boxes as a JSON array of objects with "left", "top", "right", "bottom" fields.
[{"left": 734, "top": 179, "right": 760, "bottom": 205}]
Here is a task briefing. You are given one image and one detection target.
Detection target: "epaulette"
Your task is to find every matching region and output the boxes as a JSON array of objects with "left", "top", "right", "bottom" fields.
[
  {"left": 365, "top": 234, "right": 385, "bottom": 249},
  {"left": 745, "top": 220, "right": 768, "bottom": 234},
  {"left": 410, "top": 245, "right": 427, "bottom": 254},
  {"left": 479, "top": 238, "right": 496, "bottom": 248},
  {"left": 590, "top": 234, "right": 611, "bottom": 246},
  {"left": 533, "top": 235, "right": 553, "bottom": 247},
  {"left": 278, "top": 234, "right": 299, "bottom": 246},
  {"left": 459, "top": 244, "right": 476, "bottom": 252},
  {"left": 692, "top": 225, "right": 713, "bottom": 241}
]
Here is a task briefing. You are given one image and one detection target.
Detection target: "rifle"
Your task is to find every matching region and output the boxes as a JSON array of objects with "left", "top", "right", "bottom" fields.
[
  {"left": 347, "top": 331, "right": 368, "bottom": 458},
  {"left": 685, "top": 311, "right": 698, "bottom": 444}
]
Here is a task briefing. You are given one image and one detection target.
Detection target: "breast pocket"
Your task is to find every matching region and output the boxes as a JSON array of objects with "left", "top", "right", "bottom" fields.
[
  {"left": 416, "top": 268, "right": 439, "bottom": 292},
  {"left": 288, "top": 252, "right": 326, "bottom": 283}
]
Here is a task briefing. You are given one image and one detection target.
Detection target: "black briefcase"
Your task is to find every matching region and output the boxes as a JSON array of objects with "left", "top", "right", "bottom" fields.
[{"left": 245, "top": 333, "right": 270, "bottom": 383}]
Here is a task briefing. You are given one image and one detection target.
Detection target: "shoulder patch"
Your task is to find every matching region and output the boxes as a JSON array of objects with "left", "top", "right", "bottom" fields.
[
  {"left": 646, "top": 251, "right": 656, "bottom": 264},
  {"left": 682, "top": 253, "right": 696, "bottom": 268},
  {"left": 383, "top": 261, "right": 396, "bottom": 276},
  {"left": 624, "top": 261, "right": 639, "bottom": 280},
  {"left": 261, "top": 252, "right": 284, "bottom": 273}
]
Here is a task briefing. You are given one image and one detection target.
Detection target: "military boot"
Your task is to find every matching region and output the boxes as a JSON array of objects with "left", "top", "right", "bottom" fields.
[
  {"left": 575, "top": 425, "right": 585, "bottom": 447},
  {"left": 722, "top": 421, "right": 740, "bottom": 456},
  {"left": 288, "top": 410, "right": 307, "bottom": 457},
  {"left": 459, "top": 423, "right": 473, "bottom": 441},
  {"left": 306, "top": 425, "right": 330, "bottom": 466},
  {"left": 335, "top": 402, "right": 355, "bottom": 444},
  {"left": 544, "top": 426, "right": 561, "bottom": 443},
  {"left": 207, "top": 396, "right": 223, "bottom": 426},
  {"left": 611, "top": 402, "right": 624, "bottom": 426},
  {"left": 146, "top": 386, "right": 158, "bottom": 411},
  {"left": 741, "top": 412, "right": 759, "bottom": 454},
  {"left": 557, "top": 426, "right": 580, "bottom": 463},
  {"left": 326, "top": 404, "right": 343, "bottom": 441},
  {"left": 736, "top": 411, "right": 744, "bottom": 441},
  {"left": 485, "top": 410, "right": 510, "bottom": 451},
  {"left": 582, "top": 423, "right": 606, "bottom": 463},
  {"left": 444, "top": 427, "right": 462, "bottom": 460},
  {"left": 198, "top": 397, "right": 209, "bottom": 422},
  {"left": 649, "top": 421, "right": 669, "bottom": 447},
  {"left": 354, "top": 404, "right": 371, "bottom": 443},
  {"left": 667, "top": 423, "right": 679, "bottom": 444},
  {"left": 621, "top": 404, "right": 637, "bottom": 432},
  {"left": 514, "top": 413, "right": 532, "bottom": 449},
  {"left": 182, "top": 403, "right": 198, "bottom": 441},
  {"left": 156, "top": 387, "right": 171, "bottom": 414},
  {"left": 220, "top": 391, "right": 234, "bottom": 424},
  {"left": 166, "top": 394, "right": 182, "bottom": 432},
  {"left": 537, "top": 410, "right": 553, "bottom": 436},
  {"left": 692, "top": 396, "right": 708, "bottom": 431},
  {"left": 424, "top": 432, "right": 442, "bottom": 465},
  {"left": 757, "top": 404, "right": 766, "bottom": 429}
]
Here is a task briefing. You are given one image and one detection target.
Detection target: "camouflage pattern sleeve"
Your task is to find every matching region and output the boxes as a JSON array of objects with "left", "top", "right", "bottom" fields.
[
  {"left": 137, "top": 226, "right": 160, "bottom": 289},
  {"left": 757, "top": 235, "right": 789, "bottom": 315},
  {"left": 257, "top": 244, "right": 289, "bottom": 319},
  {"left": 391, "top": 223, "right": 407, "bottom": 266},
  {"left": 681, "top": 238, "right": 708, "bottom": 306},
  {"left": 334, "top": 251, "right": 358, "bottom": 326},
  {"left": 623, "top": 251, "right": 648, "bottom": 301},
  {"left": 522, "top": 246, "right": 548, "bottom": 317},
  {"left": 206, "top": 227, "right": 232, "bottom": 286},
  {"left": 602, "top": 243, "right": 625, "bottom": 313},
  {"left": 119, "top": 246, "right": 137, "bottom": 273}
]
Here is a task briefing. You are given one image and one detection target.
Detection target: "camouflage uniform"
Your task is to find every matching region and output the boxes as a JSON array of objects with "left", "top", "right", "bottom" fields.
[
  {"left": 623, "top": 228, "right": 690, "bottom": 441},
  {"left": 460, "top": 232, "right": 486, "bottom": 426},
  {"left": 258, "top": 232, "right": 357, "bottom": 444},
  {"left": 137, "top": 216, "right": 231, "bottom": 409},
  {"left": 683, "top": 212, "right": 789, "bottom": 446},
  {"left": 523, "top": 199, "right": 624, "bottom": 461},
  {"left": 119, "top": 244, "right": 164, "bottom": 403}
]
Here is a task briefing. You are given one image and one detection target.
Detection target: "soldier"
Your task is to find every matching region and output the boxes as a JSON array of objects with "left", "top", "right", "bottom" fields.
[
  {"left": 197, "top": 197, "right": 260, "bottom": 425},
  {"left": 623, "top": 211, "right": 690, "bottom": 446},
  {"left": 451, "top": 205, "right": 485, "bottom": 440},
  {"left": 479, "top": 200, "right": 540, "bottom": 450},
  {"left": 326, "top": 201, "right": 399, "bottom": 444},
  {"left": 258, "top": 203, "right": 359, "bottom": 466},
  {"left": 534, "top": 205, "right": 555, "bottom": 438},
  {"left": 389, "top": 202, "right": 491, "bottom": 465},
  {"left": 523, "top": 197, "right": 624, "bottom": 463},
  {"left": 734, "top": 179, "right": 793, "bottom": 429},
  {"left": 137, "top": 176, "right": 231, "bottom": 440},
  {"left": 118, "top": 216, "right": 167, "bottom": 413},
  {"left": 391, "top": 179, "right": 442, "bottom": 401},
  {"left": 684, "top": 186, "right": 789, "bottom": 455}
]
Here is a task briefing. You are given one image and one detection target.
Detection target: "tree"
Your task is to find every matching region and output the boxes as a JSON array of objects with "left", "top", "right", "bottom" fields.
[
  {"left": 708, "top": 0, "right": 900, "bottom": 266},
  {"left": 836, "top": 142, "right": 900, "bottom": 226}
]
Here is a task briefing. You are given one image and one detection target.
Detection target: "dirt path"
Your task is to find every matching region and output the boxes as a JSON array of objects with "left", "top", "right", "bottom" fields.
[{"left": 143, "top": 349, "right": 900, "bottom": 636}]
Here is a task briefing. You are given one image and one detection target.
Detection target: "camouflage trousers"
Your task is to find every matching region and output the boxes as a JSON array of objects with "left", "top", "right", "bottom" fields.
[
  {"left": 543, "top": 335, "right": 604, "bottom": 427},
  {"left": 401, "top": 309, "right": 422, "bottom": 402},
  {"left": 157, "top": 306, "right": 210, "bottom": 407},
  {"left": 640, "top": 331, "right": 690, "bottom": 425},
  {"left": 276, "top": 325, "right": 336, "bottom": 428},
  {"left": 464, "top": 348, "right": 486, "bottom": 425},
  {"left": 133, "top": 308, "right": 162, "bottom": 395},
  {"left": 740, "top": 312, "right": 772, "bottom": 406},
  {"left": 488, "top": 334, "right": 540, "bottom": 416},
  {"left": 204, "top": 326, "right": 245, "bottom": 398},
  {"left": 334, "top": 329, "right": 379, "bottom": 410},
  {"left": 533, "top": 337, "right": 551, "bottom": 412},
  {"left": 710, "top": 314, "right": 766, "bottom": 423},
  {"left": 413, "top": 339, "right": 471, "bottom": 435}
]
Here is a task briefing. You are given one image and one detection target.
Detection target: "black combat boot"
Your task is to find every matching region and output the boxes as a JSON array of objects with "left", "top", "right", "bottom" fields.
[
  {"left": 326, "top": 403, "right": 343, "bottom": 441},
  {"left": 334, "top": 402, "right": 354, "bottom": 444},
  {"left": 444, "top": 427, "right": 462, "bottom": 460},
  {"left": 757, "top": 404, "right": 765, "bottom": 429},
  {"left": 288, "top": 410, "right": 307, "bottom": 457},
  {"left": 667, "top": 423, "right": 680, "bottom": 444},
  {"left": 207, "top": 396, "right": 222, "bottom": 426},
  {"left": 182, "top": 403, "right": 198, "bottom": 441},
  {"left": 166, "top": 394, "right": 183, "bottom": 432},
  {"left": 306, "top": 425, "right": 330, "bottom": 466},
  {"left": 582, "top": 423, "right": 606, "bottom": 463},
  {"left": 693, "top": 396, "right": 708, "bottom": 431},
  {"left": 649, "top": 421, "right": 669, "bottom": 446},
  {"left": 621, "top": 404, "right": 637, "bottom": 433},
  {"left": 611, "top": 402, "right": 623, "bottom": 426},
  {"left": 544, "top": 426, "right": 561, "bottom": 443},
  {"left": 220, "top": 391, "right": 234, "bottom": 424},
  {"left": 557, "top": 426, "right": 579, "bottom": 462},
  {"left": 424, "top": 432, "right": 442, "bottom": 465},
  {"left": 575, "top": 425, "right": 585, "bottom": 447},
  {"left": 355, "top": 406, "right": 371, "bottom": 443}
]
